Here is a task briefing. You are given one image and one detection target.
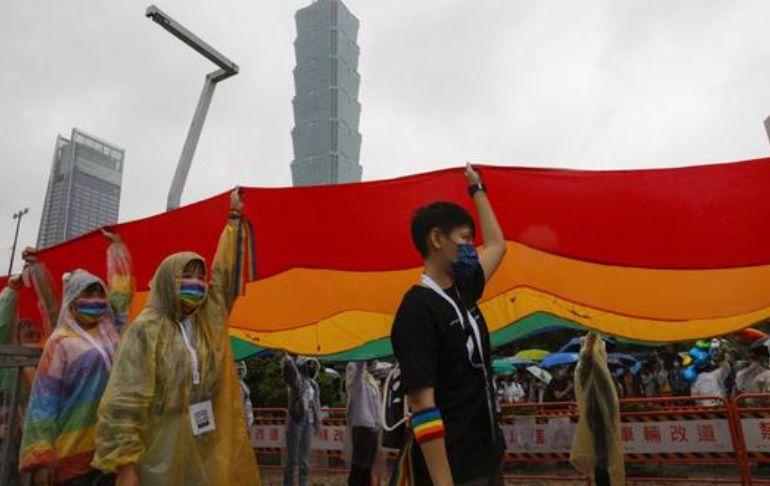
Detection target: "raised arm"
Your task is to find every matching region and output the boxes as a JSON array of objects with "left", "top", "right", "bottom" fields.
[
  {"left": 577, "top": 333, "right": 599, "bottom": 388},
  {"left": 209, "top": 189, "right": 257, "bottom": 313},
  {"left": 281, "top": 353, "right": 301, "bottom": 391},
  {"left": 102, "top": 229, "right": 135, "bottom": 332},
  {"left": 466, "top": 164, "right": 507, "bottom": 282},
  {"left": 0, "top": 276, "right": 21, "bottom": 345},
  {"left": 22, "top": 248, "right": 58, "bottom": 336}
]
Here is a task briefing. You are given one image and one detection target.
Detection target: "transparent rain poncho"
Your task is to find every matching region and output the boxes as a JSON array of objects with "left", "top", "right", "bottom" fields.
[
  {"left": 92, "top": 218, "right": 260, "bottom": 485},
  {"left": 20, "top": 240, "right": 133, "bottom": 483},
  {"left": 570, "top": 333, "right": 625, "bottom": 485},
  {"left": 0, "top": 286, "right": 18, "bottom": 395}
]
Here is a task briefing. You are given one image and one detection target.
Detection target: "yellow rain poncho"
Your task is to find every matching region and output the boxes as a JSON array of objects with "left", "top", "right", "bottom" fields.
[
  {"left": 92, "top": 217, "right": 260, "bottom": 485},
  {"left": 570, "top": 333, "right": 625, "bottom": 485}
]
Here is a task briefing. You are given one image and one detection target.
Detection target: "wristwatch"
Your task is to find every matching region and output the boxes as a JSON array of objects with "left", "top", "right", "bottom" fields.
[{"left": 468, "top": 182, "right": 487, "bottom": 198}]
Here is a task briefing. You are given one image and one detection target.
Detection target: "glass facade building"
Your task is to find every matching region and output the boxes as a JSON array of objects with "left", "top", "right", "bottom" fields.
[
  {"left": 37, "top": 128, "right": 124, "bottom": 248},
  {"left": 291, "top": 0, "right": 363, "bottom": 186}
]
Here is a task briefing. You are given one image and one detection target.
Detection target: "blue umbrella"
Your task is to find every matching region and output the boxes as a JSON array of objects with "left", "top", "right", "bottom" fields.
[
  {"left": 541, "top": 352, "right": 579, "bottom": 369},
  {"left": 558, "top": 336, "right": 618, "bottom": 354},
  {"left": 558, "top": 338, "right": 583, "bottom": 354},
  {"left": 608, "top": 353, "right": 637, "bottom": 367}
]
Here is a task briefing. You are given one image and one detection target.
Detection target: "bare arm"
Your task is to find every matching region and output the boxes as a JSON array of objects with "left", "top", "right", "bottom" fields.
[
  {"left": 466, "top": 164, "right": 506, "bottom": 281},
  {"left": 407, "top": 387, "right": 454, "bottom": 486},
  {"left": 577, "top": 333, "right": 599, "bottom": 387},
  {"left": 553, "top": 383, "right": 574, "bottom": 401}
]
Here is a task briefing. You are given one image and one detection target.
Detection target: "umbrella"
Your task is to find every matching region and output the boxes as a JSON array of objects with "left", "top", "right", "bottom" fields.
[
  {"left": 558, "top": 336, "right": 618, "bottom": 354},
  {"left": 526, "top": 365, "right": 553, "bottom": 385},
  {"left": 501, "top": 357, "right": 536, "bottom": 368},
  {"left": 323, "top": 367, "right": 341, "bottom": 378},
  {"left": 736, "top": 327, "right": 769, "bottom": 343},
  {"left": 514, "top": 349, "right": 550, "bottom": 362},
  {"left": 608, "top": 353, "right": 637, "bottom": 366},
  {"left": 541, "top": 352, "right": 579, "bottom": 369},
  {"left": 492, "top": 360, "right": 516, "bottom": 376},
  {"left": 558, "top": 337, "right": 583, "bottom": 354}
]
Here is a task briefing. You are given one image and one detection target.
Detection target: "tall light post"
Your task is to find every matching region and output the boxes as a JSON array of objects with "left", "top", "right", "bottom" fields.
[
  {"left": 8, "top": 208, "right": 28, "bottom": 275},
  {"left": 764, "top": 116, "right": 770, "bottom": 146},
  {"left": 145, "top": 5, "right": 239, "bottom": 211}
]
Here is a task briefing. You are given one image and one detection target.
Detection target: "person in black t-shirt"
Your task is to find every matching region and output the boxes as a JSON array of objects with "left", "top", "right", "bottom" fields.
[
  {"left": 545, "top": 366, "right": 575, "bottom": 402},
  {"left": 391, "top": 164, "right": 508, "bottom": 486}
]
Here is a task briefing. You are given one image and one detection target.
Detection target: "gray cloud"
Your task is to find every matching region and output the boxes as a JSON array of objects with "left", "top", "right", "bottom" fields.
[{"left": 2, "top": 0, "right": 770, "bottom": 272}]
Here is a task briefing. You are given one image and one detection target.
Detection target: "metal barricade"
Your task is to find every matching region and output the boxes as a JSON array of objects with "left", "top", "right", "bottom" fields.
[
  {"left": 732, "top": 393, "right": 770, "bottom": 485},
  {"left": 250, "top": 408, "right": 288, "bottom": 469},
  {"left": 619, "top": 396, "right": 745, "bottom": 485},
  {"left": 250, "top": 407, "right": 350, "bottom": 472},
  {"left": 500, "top": 401, "right": 590, "bottom": 484},
  {"left": 0, "top": 345, "right": 41, "bottom": 486},
  {"left": 500, "top": 396, "right": 746, "bottom": 485},
  {"left": 254, "top": 396, "right": 751, "bottom": 485}
]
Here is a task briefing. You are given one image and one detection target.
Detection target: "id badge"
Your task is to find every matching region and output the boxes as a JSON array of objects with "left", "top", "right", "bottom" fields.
[{"left": 189, "top": 400, "right": 216, "bottom": 436}]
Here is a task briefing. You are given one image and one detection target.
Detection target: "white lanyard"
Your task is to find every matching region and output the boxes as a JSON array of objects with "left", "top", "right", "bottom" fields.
[
  {"left": 69, "top": 321, "right": 114, "bottom": 371},
  {"left": 177, "top": 318, "right": 201, "bottom": 385},
  {"left": 420, "top": 274, "right": 485, "bottom": 364}
]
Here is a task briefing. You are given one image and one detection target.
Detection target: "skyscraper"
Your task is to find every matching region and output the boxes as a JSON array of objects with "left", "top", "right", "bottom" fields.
[
  {"left": 37, "top": 128, "right": 124, "bottom": 248},
  {"left": 291, "top": 0, "right": 362, "bottom": 186}
]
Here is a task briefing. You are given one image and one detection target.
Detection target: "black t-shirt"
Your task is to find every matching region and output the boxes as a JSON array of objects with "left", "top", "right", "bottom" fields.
[
  {"left": 544, "top": 377, "right": 574, "bottom": 402},
  {"left": 391, "top": 264, "right": 504, "bottom": 483}
]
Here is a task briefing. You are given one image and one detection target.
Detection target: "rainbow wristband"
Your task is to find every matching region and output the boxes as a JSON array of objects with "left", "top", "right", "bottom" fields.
[{"left": 411, "top": 407, "right": 445, "bottom": 444}]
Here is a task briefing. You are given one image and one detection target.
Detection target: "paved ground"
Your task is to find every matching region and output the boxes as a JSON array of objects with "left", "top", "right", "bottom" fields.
[{"left": 259, "top": 467, "right": 748, "bottom": 485}]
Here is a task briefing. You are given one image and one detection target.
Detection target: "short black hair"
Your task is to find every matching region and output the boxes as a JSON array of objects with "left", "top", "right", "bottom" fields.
[{"left": 411, "top": 202, "right": 475, "bottom": 258}]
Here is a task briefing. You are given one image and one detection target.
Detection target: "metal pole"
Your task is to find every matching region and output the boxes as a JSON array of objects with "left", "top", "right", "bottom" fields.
[
  {"left": 144, "top": 5, "right": 238, "bottom": 211},
  {"left": 8, "top": 208, "right": 28, "bottom": 275},
  {"left": 167, "top": 71, "right": 220, "bottom": 211},
  {"left": 764, "top": 116, "right": 770, "bottom": 146}
]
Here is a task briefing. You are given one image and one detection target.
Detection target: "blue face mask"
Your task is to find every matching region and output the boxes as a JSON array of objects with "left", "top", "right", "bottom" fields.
[{"left": 452, "top": 243, "right": 479, "bottom": 278}]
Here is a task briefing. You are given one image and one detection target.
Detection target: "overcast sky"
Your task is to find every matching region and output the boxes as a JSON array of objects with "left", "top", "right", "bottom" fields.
[{"left": 2, "top": 0, "right": 770, "bottom": 273}]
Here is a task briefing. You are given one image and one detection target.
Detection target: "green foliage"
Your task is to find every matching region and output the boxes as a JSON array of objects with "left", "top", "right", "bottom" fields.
[
  {"left": 317, "top": 368, "right": 345, "bottom": 408},
  {"left": 244, "top": 354, "right": 286, "bottom": 408}
]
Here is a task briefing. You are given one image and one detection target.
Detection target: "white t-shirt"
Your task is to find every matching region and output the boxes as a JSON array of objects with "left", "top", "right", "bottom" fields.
[
  {"left": 303, "top": 386, "right": 316, "bottom": 424},
  {"left": 505, "top": 382, "right": 526, "bottom": 403}
]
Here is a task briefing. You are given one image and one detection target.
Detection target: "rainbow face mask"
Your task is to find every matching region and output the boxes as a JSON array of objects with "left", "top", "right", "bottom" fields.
[
  {"left": 74, "top": 298, "right": 109, "bottom": 325},
  {"left": 180, "top": 278, "right": 207, "bottom": 313}
]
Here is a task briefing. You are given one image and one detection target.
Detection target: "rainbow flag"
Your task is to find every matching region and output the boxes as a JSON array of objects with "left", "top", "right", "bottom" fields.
[{"left": 5, "top": 158, "right": 770, "bottom": 359}]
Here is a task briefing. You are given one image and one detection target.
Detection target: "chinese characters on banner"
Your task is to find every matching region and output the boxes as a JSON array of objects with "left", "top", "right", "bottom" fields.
[
  {"left": 504, "top": 418, "right": 733, "bottom": 454},
  {"left": 740, "top": 419, "right": 770, "bottom": 452},
  {"left": 253, "top": 419, "right": 734, "bottom": 455},
  {"left": 251, "top": 425, "right": 347, "bottom": 451}
]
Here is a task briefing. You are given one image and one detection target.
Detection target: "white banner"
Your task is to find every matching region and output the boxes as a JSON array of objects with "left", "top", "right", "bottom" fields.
[
  {"left": 740, "top": 418, "right": 770, "bottom": 452},
  {"left": 254, "top": 419, "right": 734, "bottom": 455},
  {"left": 620, "top": 419, "right": 732, "bottom": 454},
  {"left": 251, "top": 424, "right": 347, "bottom": 451},
  {"left": 504, "top": 418, "right": 733, "bottom": 454}
]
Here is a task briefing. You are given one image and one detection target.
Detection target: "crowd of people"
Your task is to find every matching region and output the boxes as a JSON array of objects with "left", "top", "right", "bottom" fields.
[
  {"left": 494, "top": 339, "right": 770, "bottom": 409},
  {"left": 2, "top": 165, "right": 767, "bottom": 486}
]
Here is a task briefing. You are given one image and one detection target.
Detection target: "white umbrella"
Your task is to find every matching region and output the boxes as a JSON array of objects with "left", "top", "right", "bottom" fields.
[
  {"left": 323, "top": 367, "right": 340, "bottom": 378},
  {"left": 526, "top": 365, "right": 552, "bottom": 385}
]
